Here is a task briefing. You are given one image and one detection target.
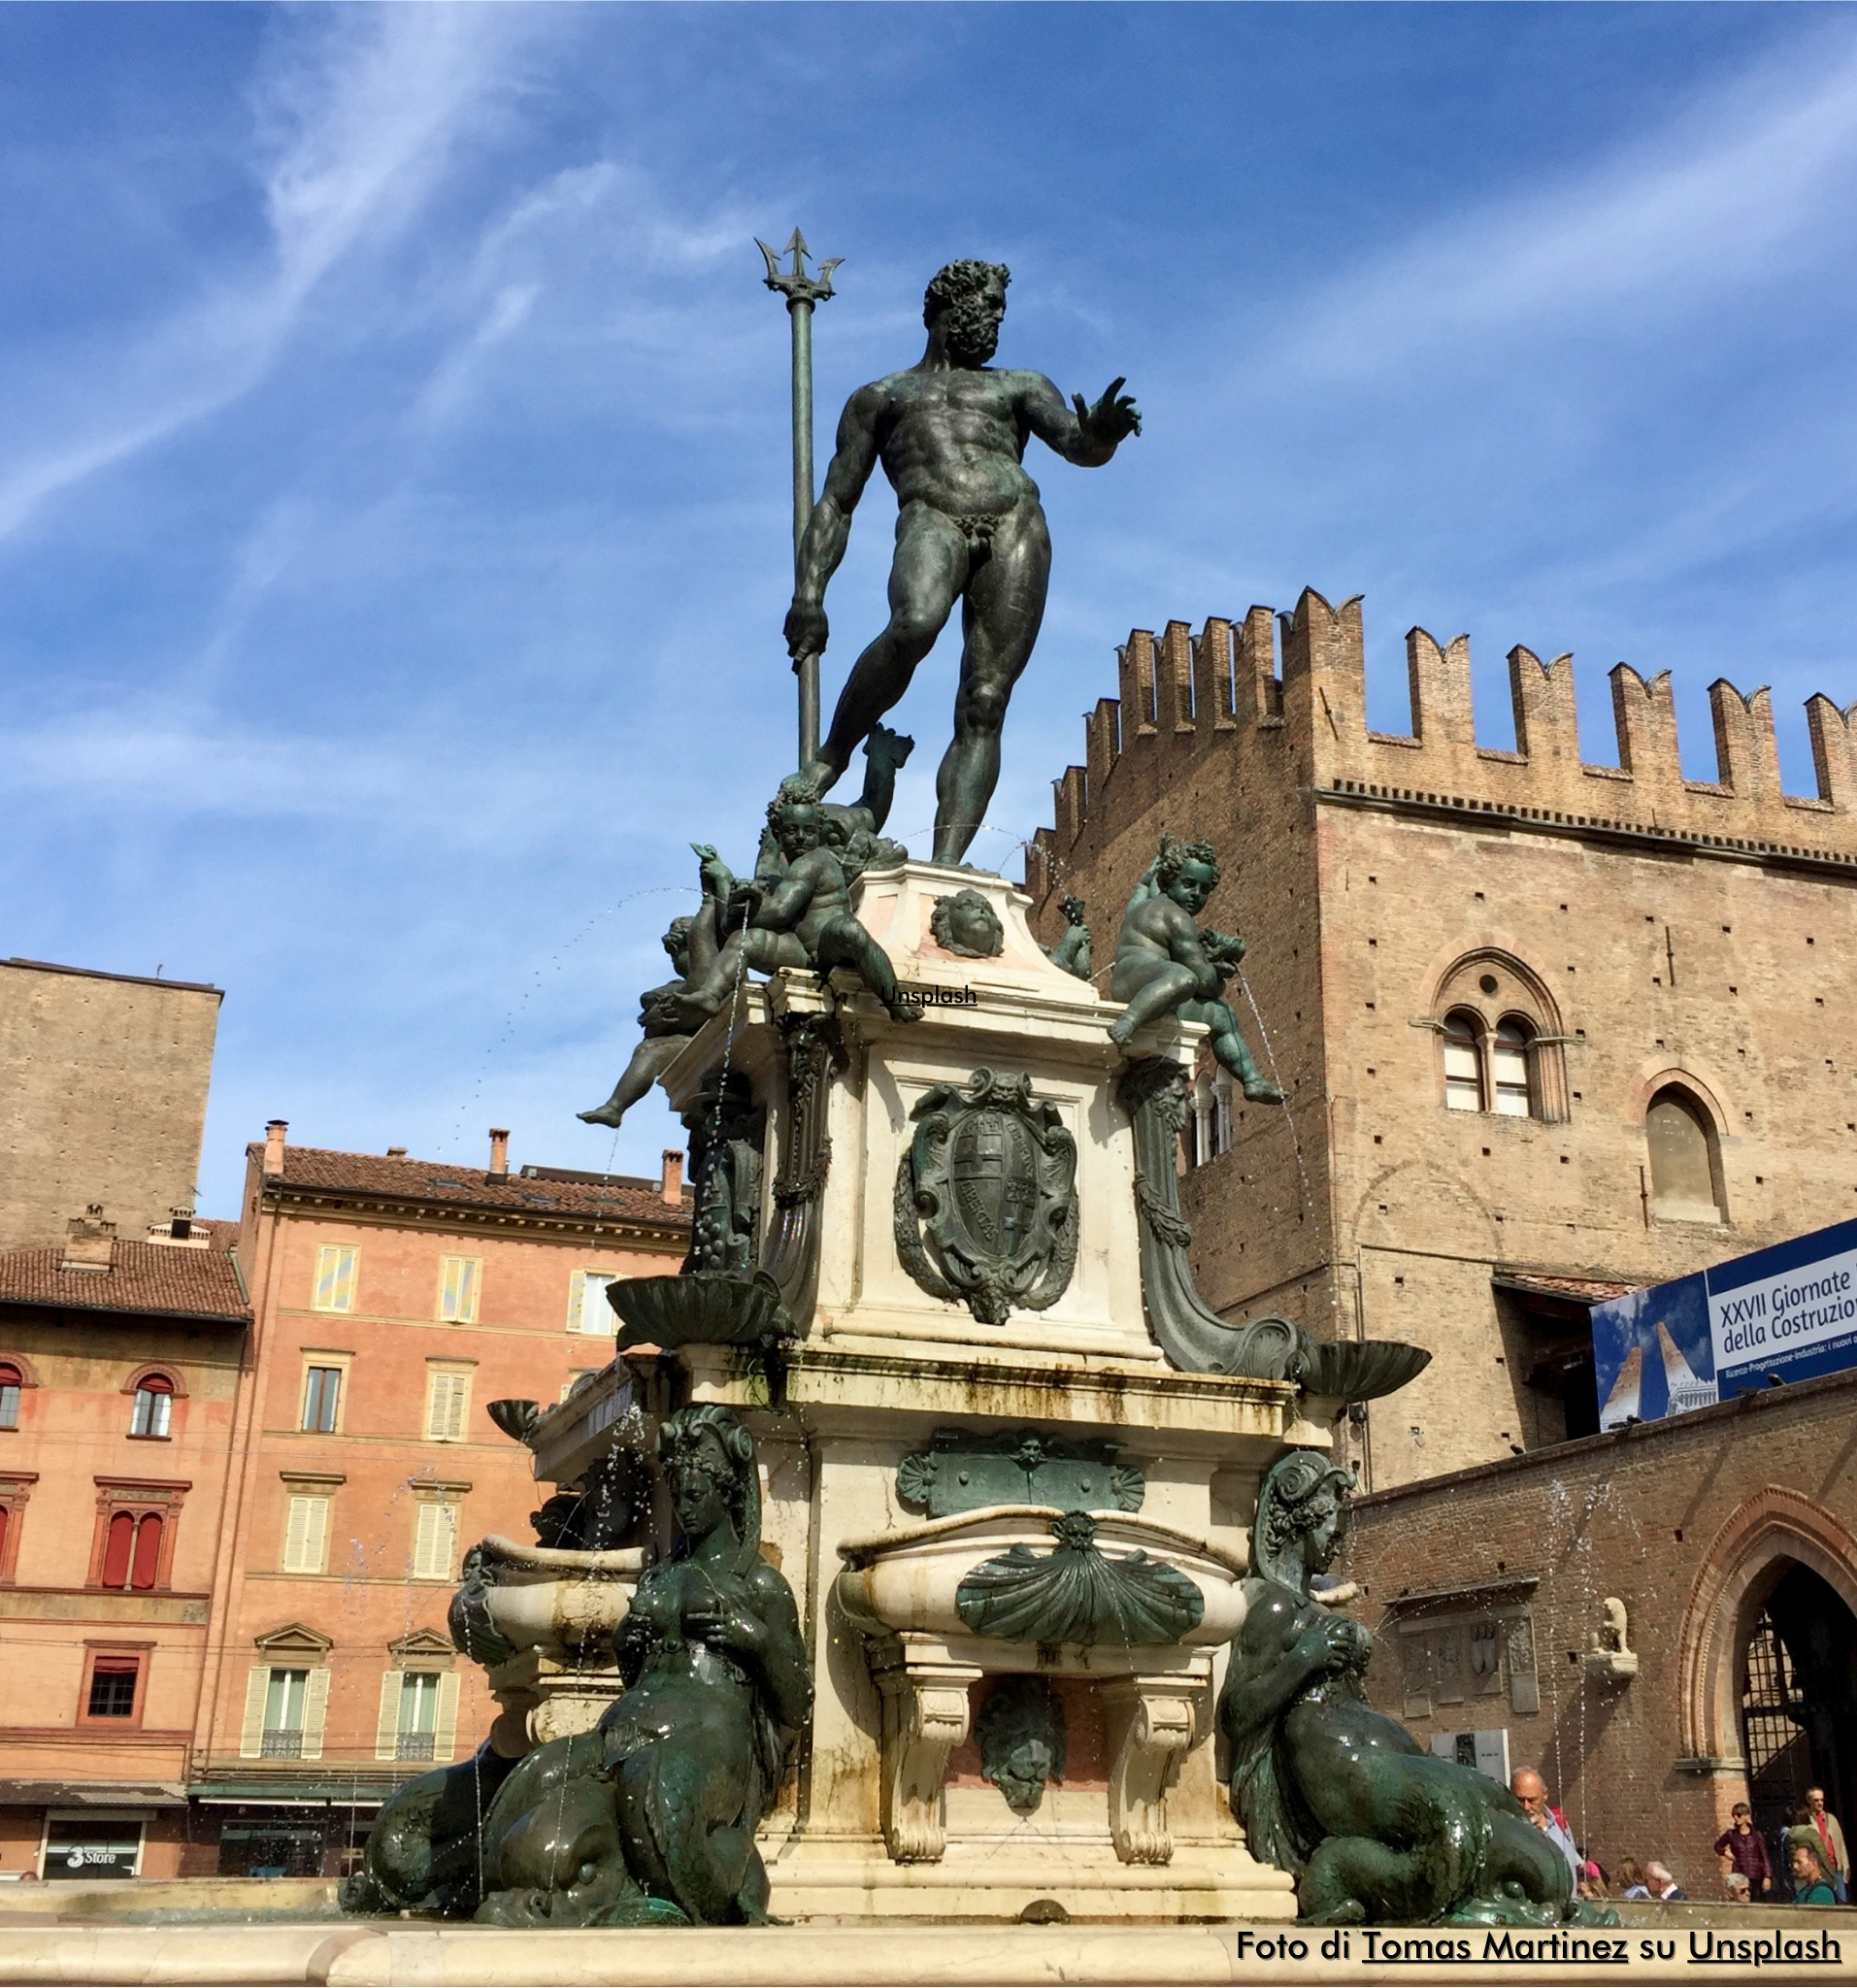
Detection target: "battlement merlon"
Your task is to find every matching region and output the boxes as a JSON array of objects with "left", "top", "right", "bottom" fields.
[{"left": 1022, "top": 588, "right": 1857, "bottom": 897}]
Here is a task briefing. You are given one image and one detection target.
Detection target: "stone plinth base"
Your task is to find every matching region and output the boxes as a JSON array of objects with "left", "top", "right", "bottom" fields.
[{"left": 0, "top": 1912, "right": 1848, "bottom": 1985}]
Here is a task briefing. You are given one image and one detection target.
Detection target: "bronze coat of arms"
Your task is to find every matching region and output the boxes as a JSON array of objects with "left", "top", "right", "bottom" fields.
[{"left": 893, "top": 1069, "right": 1078, "bottom": 1326}]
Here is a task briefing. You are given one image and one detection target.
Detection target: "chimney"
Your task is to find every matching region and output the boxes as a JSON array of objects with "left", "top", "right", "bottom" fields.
[
  {"left": 263, "top": 1120, "right": 287, "bottom": 1176},
  {"left": 488, "top": 1129, "right": 511, "bottom": 1179},
  {"left": 386, "top": 1145, "right": 407, "bottom": 1160},
  {"left": 660, "top": 1149, "right": 684, "bottom": 1205},
  {"left": 61, "top": 1206, "right": 116, "bottom": 1274}
]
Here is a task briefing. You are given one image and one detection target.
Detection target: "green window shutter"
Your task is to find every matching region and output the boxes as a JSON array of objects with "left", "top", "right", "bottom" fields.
[
  {"left": 300, "top": 1668, "right": 331, "bottom": 1762},
  {"left": 239, "top": 1666, "right": 270, "bottom": 1760},
  {"left": 375, "top": 1669, "right": 401, "bottom": 1762},
  {"left": 434, "top": 1673, "right": 461, "bottom": 1762}
]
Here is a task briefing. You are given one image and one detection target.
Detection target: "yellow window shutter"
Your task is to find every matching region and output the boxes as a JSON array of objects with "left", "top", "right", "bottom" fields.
[
  {"left": 566, "top": 1270, "right": 586, "bottom": 1333},
  {"left": 434, "top": 1673, "right": 461, "bottom": 1762},
  {"left": 282, "top": 1497, "right": 310, "bottom": 1573},
  {"left": 239, "top": 1666, "right": 270, "bottom": 1760},
  {"left": 300, "top": 1667, "right": 331, "bottom": 1762},
  {"left": 304, "top": 1496, "right": 329, "bottom": 1574},
  {"left": 375, "top": 1670, "right": 401, "bottom": 1762}
]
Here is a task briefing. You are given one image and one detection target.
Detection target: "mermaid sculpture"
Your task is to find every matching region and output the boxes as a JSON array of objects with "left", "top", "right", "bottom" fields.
[
  {"left": 1217, "top": 1449, "right": 1608, "bottom": 1927},
  {"left": 474, "top": 1405, "right": 811, "bottom": 1926}
]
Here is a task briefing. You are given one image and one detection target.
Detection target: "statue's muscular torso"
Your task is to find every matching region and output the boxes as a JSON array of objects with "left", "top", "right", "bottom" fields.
[{"left": 858, "top": 367, "right": 1056, "bottom": 522}]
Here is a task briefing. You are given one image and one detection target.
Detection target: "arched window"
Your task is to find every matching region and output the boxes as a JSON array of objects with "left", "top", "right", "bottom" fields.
[
  {"left": 100, "top": 1511, "right": 163, "bottom": 1592},
  {"left": 130, "top": 1375, "right": 174, "bottom": 1439},
  {"left": 1442, "top": 1011, "right": 1484, "bottom": 1112},
  {"left": 1491, "top": 1019, "right": 1535, "bottom": 1118},
  {"left": 1646, "top": 1087, "right": 1725, "bottom": 1222},
  {"left": 0, "top": 1364, "right": 19, "bottom": 1432}
]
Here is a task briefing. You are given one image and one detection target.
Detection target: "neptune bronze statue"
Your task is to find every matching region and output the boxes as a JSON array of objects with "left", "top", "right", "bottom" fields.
[
  {"left": 1218, "top": 1449, "right": 1609, "bottom": 1927},
  {"left": 785, "top": 260, "right": 1139, "bottom": 865}
]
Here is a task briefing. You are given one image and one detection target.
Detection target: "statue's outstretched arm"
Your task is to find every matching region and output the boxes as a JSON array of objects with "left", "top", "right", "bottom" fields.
[
  {"left": 743, "top": 867, "right": 814, "bottom": 934},
  {"left": 1021, "top": 372, "right": 1141, "bottom": 468},
  {"left": 787, "top": 384, "right": 883, "bottom": 658}
]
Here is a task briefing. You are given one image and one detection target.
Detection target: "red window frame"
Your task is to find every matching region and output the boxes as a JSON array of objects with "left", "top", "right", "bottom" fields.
[
  {"left": 0, "top": 1474, "right": 36, "bottom": 1584},
  {"left": 88, "top": 1480, "right": 186, "bottom": 1592},
  {"left": 77, "top": 1644, "right": 149, "bottom": 1728}
]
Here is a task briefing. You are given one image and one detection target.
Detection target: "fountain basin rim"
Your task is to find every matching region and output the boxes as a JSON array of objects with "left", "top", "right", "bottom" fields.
[
  {"left": 837, "top": 1504, "right": 1245, "bottom": 1575},
  {"left": 475, "top": 1535, "right": 649, "bottom": 1578}
]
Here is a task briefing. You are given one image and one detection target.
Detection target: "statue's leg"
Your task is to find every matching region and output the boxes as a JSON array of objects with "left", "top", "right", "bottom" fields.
[
  {"left": 579, "top": 1034, "right": 692, "bottom": 1128},
  {"left": 815, "top": 914, "right": 922, "bottom": 1023},
  {"left": 673, "top": 931, "right": 747, "bottom": 1025},
  {"left": 1200, "top": 1000, "right": 1284, "bottom": 1104},
  {"left": 1107, "top": 962, "right": 1200, "bottom": 1045},
  {"left": 933, "top": 500, "right": 1051, "bottom": 864},
  {"left": 812, "top": 505, "right": 965, "bottom": 790}
]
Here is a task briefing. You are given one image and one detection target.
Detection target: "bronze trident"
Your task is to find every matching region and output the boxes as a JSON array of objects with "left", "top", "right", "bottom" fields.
[{"left": 756, "top": 229, "right": 841, "bottom": 769}]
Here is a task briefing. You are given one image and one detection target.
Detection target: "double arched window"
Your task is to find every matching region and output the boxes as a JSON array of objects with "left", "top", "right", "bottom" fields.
[
  {"left": 100, "top": 1509, "right": 164, "bottom": 1591},
  {"left": 1432, "top": 955, "right": 1568, "bottom": 1122}
]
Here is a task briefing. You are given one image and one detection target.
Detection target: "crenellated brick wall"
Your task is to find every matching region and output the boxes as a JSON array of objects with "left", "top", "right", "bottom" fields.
[
  {"left": 1029, "top": 590, "right": 1857, "bottom": 904},
  {"left": 1024, "top": 586, "right": 1857, "bottom": 1487}
]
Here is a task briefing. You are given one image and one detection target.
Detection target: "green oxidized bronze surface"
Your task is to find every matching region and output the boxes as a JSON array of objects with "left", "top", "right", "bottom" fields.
[
  {"left": 1041, "top": 894, "right": 1091, "bottom": 980},
  {"left": 1109, "top": 836, "right": 1280, "bottom": 1102},
  {"left": 955, "top": 1510, "right": 1203, "bottom": 1647},
  {"left": 784, "top": 260, "right": 1140, "bottom": 867},
  {"left": 896, "top": 1426, "right": 1143, "bottom": 1518},
  {"left": 606, "top": 1270, "right": 790, "bottom": 1351},
  {"left": 1217, "top": 1450, "right": 1616, "bottom": 1928},
  {"left": 894, "top": 1069, "right": 1078, "bottom": 1327},
  {"left": 477, "top": 1406, "right": 812, "bottom": 1927},
  {"left": 1118, "top": 1056, "right": 1431, "bottom": 1398},
  {"left": 977, "top": 1675, "right": 1067, "bottom": 1815},
  {"left": 350, "top": 1407, "right": 810, "bottom": 1927}
]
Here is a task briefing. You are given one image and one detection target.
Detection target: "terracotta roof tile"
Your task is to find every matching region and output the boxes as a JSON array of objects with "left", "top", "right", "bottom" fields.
[
  {"left": 1492, "top": 1270, "right": 1637, "bottom": 1305},
  {"left": 251, "top": 1145, "right": 691, "bottom": 1233},
  {"left": 0, "top": 1238, "right": 249, "bottom": 1322}
]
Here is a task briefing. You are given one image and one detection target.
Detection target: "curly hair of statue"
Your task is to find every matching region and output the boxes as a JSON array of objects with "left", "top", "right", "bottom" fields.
[
  {"left": 657, "top": 1403, "right": 762, "bottom": 1561},
  {"left": 767, "top": 777, "right": 824, "bottom": 831},
  {"left": 1257, "top": 1450, "right": 1355, "bottom": 1579},
  {"left": 1156, "top": 834, "right": 1219, "bottom": 888},
  {"left": 923, "top": 259, "right": 1011, "bottom": 323}
]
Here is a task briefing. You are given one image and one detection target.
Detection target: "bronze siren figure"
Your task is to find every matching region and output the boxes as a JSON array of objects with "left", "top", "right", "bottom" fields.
[{"left": 784, "top": 260, "right": 1141, "bottom": 865}]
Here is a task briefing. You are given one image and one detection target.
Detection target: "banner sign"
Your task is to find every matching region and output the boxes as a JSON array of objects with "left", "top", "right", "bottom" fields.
[{"left": 1591, "top": 1217, "right": 1857, "bottom": 1430}]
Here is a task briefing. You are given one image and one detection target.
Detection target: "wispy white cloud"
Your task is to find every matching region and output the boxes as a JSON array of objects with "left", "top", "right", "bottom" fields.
[
  {"left": 0, "top": 7, "right": 542, "bottom": 540},
  {"left": 1282, "top": 24, "right": 1857, "bottom": 381}
]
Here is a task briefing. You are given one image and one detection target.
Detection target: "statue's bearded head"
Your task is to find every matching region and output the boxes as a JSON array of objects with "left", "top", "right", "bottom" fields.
[{"left": 925, "top": 259, "right": 1011, "bottom": 367}]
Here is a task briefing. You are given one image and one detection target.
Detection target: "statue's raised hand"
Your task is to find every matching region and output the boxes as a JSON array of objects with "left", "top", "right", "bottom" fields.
[
  {"left": 785, "top": 598, "right": 829, "bottom": 660},
  {"left": 1074, "top": 377, "right": 1142, "bottom": 447}
]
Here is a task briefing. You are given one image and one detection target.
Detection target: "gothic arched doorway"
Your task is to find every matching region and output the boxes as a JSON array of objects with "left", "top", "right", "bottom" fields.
[{"left": 1740, "top": 1562, "right": 1857, "bottom": 1844}]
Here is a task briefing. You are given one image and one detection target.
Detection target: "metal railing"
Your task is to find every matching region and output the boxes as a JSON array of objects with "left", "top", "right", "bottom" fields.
[{"left": 259, "top": 1728, "right": 303, "bottom": 1759}]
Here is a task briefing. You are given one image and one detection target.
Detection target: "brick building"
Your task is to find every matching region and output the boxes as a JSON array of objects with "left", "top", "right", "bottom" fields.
[
  {"left": 186, "top": 1125, "right": 690, "bottom": 1876},
  {"left": 0, "top": 960, "right": 221, "bottom": 1253},
  {"left": 1341, "top": 1365, "right": 1857, "bottom": 1895},
  {"left": 0, "top": 1211, "right": 249, "bottom": 1881},
  {"left": 1025, "top": 589, "right": 1857, "bottom": 1486},
  {"left": 1022, "top": 584, "right": 1857, "bottom": 1900}
]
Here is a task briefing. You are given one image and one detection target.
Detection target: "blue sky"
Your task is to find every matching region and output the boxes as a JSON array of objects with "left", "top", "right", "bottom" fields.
[{"left": 3, "top": 4, "right": 1855, "bottom": 1215}]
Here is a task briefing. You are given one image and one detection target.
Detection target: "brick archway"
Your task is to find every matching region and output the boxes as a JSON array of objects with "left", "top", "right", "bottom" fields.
[{"left": 1677, "top": 1484, "right": 1857, "bottom": 1788}]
